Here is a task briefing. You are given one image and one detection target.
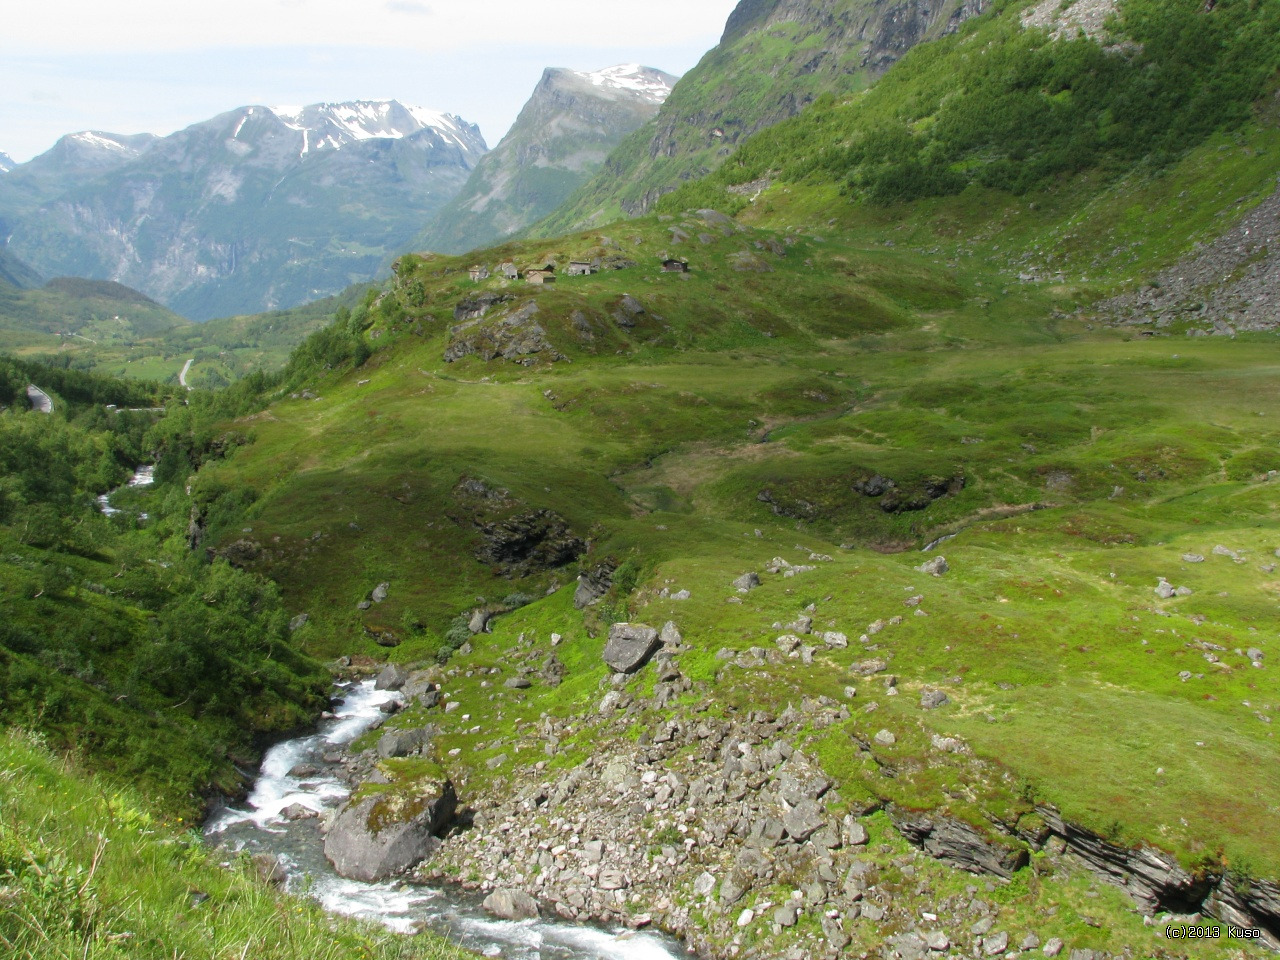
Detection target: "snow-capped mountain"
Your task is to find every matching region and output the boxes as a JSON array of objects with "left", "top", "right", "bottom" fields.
[
  {"left": 578, "top": 64, "right": 676, "bottom": 104},
  {"left": 418, "top": 65, "right": 676, "bottom": 255},
  {"left": 0, "top": 152, "right": 13, "bottom": 174},
  {"left": 268, "top": 101, "right": 481, "bottom": 153},
  {"left": 0, "top": 101, "right": 487, "bottom": 320}
]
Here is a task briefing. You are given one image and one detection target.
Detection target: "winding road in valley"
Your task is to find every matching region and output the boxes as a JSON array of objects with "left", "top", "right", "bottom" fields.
[
  {"left": 26, "top": 384, "right": 53, "bottom": 414},
  {"left": 179, "top": 358, "right": 194, "bottom": 390}
]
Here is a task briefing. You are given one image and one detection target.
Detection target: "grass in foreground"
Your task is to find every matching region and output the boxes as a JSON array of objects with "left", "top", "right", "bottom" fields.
[{"left": 0, "top": 729, "right": 475, "bottom": 960}]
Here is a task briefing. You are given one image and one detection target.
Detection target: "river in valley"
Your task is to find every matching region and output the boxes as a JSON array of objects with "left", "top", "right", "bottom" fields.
[
  {"left": 97, "top": 464, "right": 155, "bottom": 518},
  {"left": 204, "top": 681, "right": 689, "bottom": 960}
]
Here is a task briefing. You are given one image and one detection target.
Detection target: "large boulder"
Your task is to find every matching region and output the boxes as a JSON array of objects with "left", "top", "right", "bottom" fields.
[
  {"left": 323, "top": 782, "right": 456, "bottom": 882},
  {"left": 375, "top": 663, "right": 410, "bottom": 691},
  {"left": 482, "top": 888, "right": 540, "bottom": 921},
  {"left": 603, "top": 623, "right": 662, "bottom": 673},
  {"left": 377, "top": 725, "right": 435, "bottom": 759}
]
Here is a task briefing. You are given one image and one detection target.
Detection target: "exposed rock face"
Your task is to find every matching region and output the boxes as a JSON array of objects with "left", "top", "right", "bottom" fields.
[
  {"left": 889, "top": 808, "right": 1029, "bottom": 879},
  {"left": 453, "top": 292, "right": 512, "bottom": 322},
  {"left": 603, "top": 623, "right": 662, "bottom": 673},
  {"left": 473, "top": 508, "right": 585, "bottom": 575},
  {"left": 574, "top": 560, "right": 617, "bottom": 608},
  {"left": 444, "top": 300, "right": 563, "bottom": 365},
  {"left": 1205, "top": 875, "right": 1280, "bottom": 950},
  {"left": 323, "top": 781, "right": 457, "bottom": 882},
  {"left": 1036, "top": 807, "right": 1212, "bottom": 914}
]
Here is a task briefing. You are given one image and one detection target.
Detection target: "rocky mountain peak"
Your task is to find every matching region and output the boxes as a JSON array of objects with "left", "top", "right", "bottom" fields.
[
  {"left": 0, "top": 151, "right": 13, "bottom": 174},
  {"left": 264, "top": 100, "right": 486, "bottom": 156}
]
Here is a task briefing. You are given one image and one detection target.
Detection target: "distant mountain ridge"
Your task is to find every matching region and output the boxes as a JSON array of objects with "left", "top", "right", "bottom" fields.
[
  {"left": 0, "top": 101, "right": 487, "bottom": 320},
  {"left": 532, "top": 0, "right": 987, "bottom": 235},
  {"left": 416, "top": 64, "right": 676, "bottom": 255}
]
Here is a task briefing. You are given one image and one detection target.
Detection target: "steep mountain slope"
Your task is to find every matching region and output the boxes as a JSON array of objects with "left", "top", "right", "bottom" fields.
[
  {"left": 0, "top": 246, "right": 42, "bottom": 289},
  {"left": 0, "top": 103, "right": 486, "bottom": 321},
  {"left": 417, "top": 65, "right": 676, "bottom": 255},
  {"left": 532, "top": 0, "right": 988, "bottom": 234}
]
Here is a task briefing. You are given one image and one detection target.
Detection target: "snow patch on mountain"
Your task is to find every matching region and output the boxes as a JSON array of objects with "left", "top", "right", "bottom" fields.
[
  {"left": 69, "top": 132, "right": 147, "bottom": 155},
  {"left": 0, "top": 152, "right": 12, "bottom": 174},
  {"left": 577, "top": 64, "right": 675, "bottom": 103},
  {"left": 267, "top": 100, "right": 482, "bottom": 154}
]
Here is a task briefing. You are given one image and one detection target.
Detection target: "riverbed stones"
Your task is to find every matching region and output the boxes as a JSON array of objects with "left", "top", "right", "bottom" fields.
[
  {"left": 483, "top": 888, "right": 540, "bottom": 920},
  {"left": 603, "top": 623, "right": 662, "bottom": 673},
  {"left": 324, "top": 779, "right": 456, "bottom": 882}
]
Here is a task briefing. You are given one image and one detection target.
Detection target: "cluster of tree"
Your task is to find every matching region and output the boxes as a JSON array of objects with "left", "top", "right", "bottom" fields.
[{"left": 0, "top": 353, "right": 327, "bottom": 809}]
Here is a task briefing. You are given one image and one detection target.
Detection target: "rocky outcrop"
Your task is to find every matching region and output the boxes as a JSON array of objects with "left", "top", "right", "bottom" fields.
[
  {"left": 1036, "top": 807, "right": 1212, "bottom": 913},
  {"left": 453, "top": 292, "right": 512, "bottom": 322},
  {"left": 1206, "top": 875, "right": 1280, "bottom": 950},
  {"left": 889, "top": 808, "right": 1029, "bottom": 879},
  {"left": 323, "top": 780, "right": 457, "bottom": 882},
  {"left": 574, "top": 560, "right": 617, "bottom": 608},
  {"left": 473, "top": 508, "right": 585, "bottom": 576},
  {"left": 444, "top": 300, "right": 563, "bottom": 365}
]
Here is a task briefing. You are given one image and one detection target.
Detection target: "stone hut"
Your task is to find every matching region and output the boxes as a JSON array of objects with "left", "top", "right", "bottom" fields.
[
  {"left": 567, "top": 260, "right": 596, "bottom": 276},
  {"left": 525, "top": 262, "right": 557, "bottom": 285},
  {"left": 498, "top": 261, "right": 518, "bottom": 281},
  {"left": 469, "top": 265, "right": 490, "bottom": 282},
  {"left": 661, "top": 259, "right": 689, "bottom": 273}
]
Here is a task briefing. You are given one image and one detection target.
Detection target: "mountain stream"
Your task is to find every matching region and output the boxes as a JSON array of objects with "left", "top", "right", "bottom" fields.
[{"left": 205, "top": 681, "right": 688, "bottom": 960}]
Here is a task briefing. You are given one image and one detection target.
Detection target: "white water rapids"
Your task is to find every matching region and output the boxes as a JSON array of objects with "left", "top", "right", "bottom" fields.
[
  {"left": 205, "top": 681, "right": 688, "bottom": 960},
  {"left": 97, "top": 465, "right": 155, "bottom": 518}
]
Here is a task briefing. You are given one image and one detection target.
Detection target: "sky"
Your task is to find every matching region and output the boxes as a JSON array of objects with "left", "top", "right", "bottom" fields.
[{"left": 0, "top": 0, "right": 741, "bottom": 163}]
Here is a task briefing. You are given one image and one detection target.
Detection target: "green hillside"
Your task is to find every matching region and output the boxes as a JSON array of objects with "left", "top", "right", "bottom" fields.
[
  {"left": 0, "top": 276, "right": 191, "bottom": 359},
  {"left": 531, "top": 0, "right": 982, "bottom": 236},
  {"left": 4, "top": 0, "right": 1280, "bottom": 956}
]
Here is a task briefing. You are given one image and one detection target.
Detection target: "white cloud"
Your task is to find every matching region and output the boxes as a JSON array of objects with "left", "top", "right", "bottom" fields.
[{"left": 3, "top": 1, "right": 737, "bottom": 54}]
